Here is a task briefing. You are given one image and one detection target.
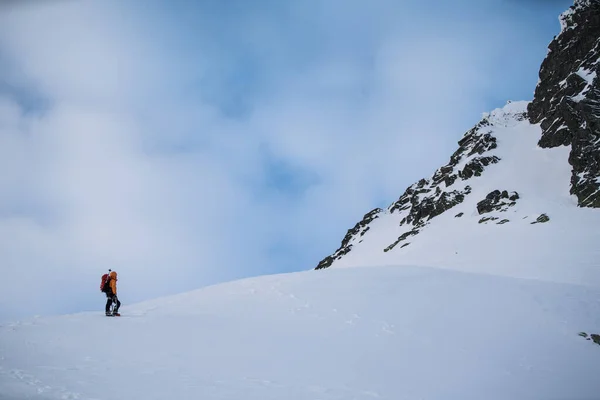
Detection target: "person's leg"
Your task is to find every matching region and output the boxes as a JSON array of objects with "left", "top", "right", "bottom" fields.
[
  {"left": 113, "top": 296, "right": 121, "bottom": 313},
  {"left": 105, "top": 295, "right": 113, "bottom": 314}
]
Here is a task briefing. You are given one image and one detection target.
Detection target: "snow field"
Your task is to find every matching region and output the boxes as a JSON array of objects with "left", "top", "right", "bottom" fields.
[{"left": 1, "top": 265, "right": 600, "bottom": 400}]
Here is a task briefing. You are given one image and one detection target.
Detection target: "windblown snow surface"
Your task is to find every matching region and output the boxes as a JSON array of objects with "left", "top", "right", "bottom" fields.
[
  {"left": 328, "top": 101, "right": 600, "bottom": 287},
  {"left": 2, "top": 265, "right": 600, "bottom": 400}
]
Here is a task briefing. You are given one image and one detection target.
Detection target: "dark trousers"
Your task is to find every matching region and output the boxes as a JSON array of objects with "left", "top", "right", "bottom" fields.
[{"left": 105, "top": 293, "right": 121, "bottom": 313}]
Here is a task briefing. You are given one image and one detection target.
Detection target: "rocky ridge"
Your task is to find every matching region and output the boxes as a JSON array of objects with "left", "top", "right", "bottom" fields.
[
  {"left": 528, "top": 0, "right": 600, "bottom": 207},
  {"left": 316, "top": 105, "right": 527, "bottom": 269},
  {"left": 316, "top": 0, "right": 600, "bottom": 271}
]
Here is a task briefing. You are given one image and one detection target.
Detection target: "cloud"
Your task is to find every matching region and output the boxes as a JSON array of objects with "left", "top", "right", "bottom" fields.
[{"left": 0, "top": 0, "right": 569, "bottom": 321}]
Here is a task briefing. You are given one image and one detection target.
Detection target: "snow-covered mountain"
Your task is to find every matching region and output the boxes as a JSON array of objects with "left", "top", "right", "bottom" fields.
[
  {"left": 2, "top": 2, "right": 600, "bottom": 400},
  {"left": 315, "top": 0, "right": 600, "bottom": 287}
]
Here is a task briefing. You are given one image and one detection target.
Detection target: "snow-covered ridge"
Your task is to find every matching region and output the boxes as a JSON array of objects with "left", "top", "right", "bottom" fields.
[
  {"left": 316, "top": 0, "right": 600, "bottom": 281},
  {"left": 316, "top": 96, "right": 600, "bottom": 285},
  {"left": 316, "top": 101, "right": 529, "bottom": 271}
]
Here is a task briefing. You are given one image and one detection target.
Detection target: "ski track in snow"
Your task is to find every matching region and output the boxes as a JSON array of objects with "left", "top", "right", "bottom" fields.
[{"left": 2, "top": 265, "right": 600, "bottom": 400}]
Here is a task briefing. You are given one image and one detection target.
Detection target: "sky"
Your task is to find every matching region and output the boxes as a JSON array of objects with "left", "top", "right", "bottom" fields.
[{"left": 0, "top": 0, "right": 574, "bottom": 321}]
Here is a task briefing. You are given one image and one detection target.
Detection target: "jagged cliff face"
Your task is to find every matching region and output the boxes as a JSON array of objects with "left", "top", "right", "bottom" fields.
[
  {"left": 528, "top": 0, "right": 600, "bottom": 207},
  {"left": 315, "top": 1, "right": 600, "bottom": 285},
  {"left": 316, "top": 105, "right": 526, "bottom": 270}
]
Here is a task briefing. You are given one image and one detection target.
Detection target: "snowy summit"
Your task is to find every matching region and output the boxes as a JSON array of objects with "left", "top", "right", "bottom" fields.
[
  {"left": 317, "top": 0, "right": 600, "bottom": 282},
  {"left": 315, "top": 100, "right": 600, "bottom": 285},
  {"left": 2, "top": 1, "right": 600, "bottom": 399}
]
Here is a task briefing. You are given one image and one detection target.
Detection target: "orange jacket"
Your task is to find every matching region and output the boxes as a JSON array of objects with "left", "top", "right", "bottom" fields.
[{"left": 109, "top": 271, "right": 117, "bottom": 295}]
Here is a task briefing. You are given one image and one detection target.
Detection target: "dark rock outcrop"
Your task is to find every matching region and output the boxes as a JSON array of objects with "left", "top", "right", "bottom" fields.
[
  {"left": 315, "top": 208, "right": 382, "bottom": 270},
  {"left": 399, "top": 187, "right": 472, "bottom": 226},
  {"left": 531, "top": 213, "right": 550, "bottom": 224},
  {"left": 528, "top": 0, "right": 600, "bottom": 207},
  {"left": 479, "top": 216, "right": 499, "bottom": 224},
  {"left": 579, "top": 331, "right": 600, "bottom": 345},
  {"left": 476, "top": 190, "right": 519, "bottom": 214},
  {"left": 384, "top": 227, "right": 420, "bottom": 252},
  {"left": 459, "top": 156, "right": 500, "bottom": 180}
]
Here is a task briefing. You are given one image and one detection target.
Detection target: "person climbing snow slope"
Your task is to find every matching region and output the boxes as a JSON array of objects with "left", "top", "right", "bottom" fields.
[{"left": 102, "top": 270, "right": 121, "bottom": 316}]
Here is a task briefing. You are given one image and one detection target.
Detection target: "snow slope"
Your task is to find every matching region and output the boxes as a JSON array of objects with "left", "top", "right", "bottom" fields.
[
  {"left": 2, "top": 265, "right": 600, "bottom": 400},
  {"left": 322, "top": 101, "right": 600, "bottom": 286}
]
